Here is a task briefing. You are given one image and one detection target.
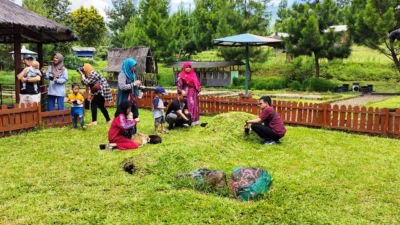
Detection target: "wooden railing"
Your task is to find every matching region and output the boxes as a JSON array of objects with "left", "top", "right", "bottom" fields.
[
  {"left": 0, "top": 102, "right": 72, "bottom": 137},
  {"left": 1, "top": 90, "right": 399, "bottom": 138}
]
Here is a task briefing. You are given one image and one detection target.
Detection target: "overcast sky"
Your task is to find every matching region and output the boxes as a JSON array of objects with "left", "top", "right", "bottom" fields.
[{"left": 14, "top": 0, "right": 295, "bottom": 20}]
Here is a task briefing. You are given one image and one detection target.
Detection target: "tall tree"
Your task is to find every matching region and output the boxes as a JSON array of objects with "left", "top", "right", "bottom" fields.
[
  {"left": 43, "top": 0, "right": 71, "bottom": 23},
  {"left": 23, "top": 0, "right": 48, "bottom": 16},
  {"left": 282, "top": 0, "right": 351, "bottom": 77},
  {"left": 120, "top": 0, "right": 170, "bottom": 72},
  {"left": 70, "top": 6, "right": 106, "bottom": 48},
  {"left": 347, "top": 0, "right": 400, "bottom": 72},
  {"left": 105, "top": 0, "right": 137, "bottom": 47}
]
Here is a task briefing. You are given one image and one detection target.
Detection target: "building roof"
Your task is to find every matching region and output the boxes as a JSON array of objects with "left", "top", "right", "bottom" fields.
[
  {"left": 268, "top": 32, "right": 289, "bottom": 40},
  {"left": 9, "top": 45, "right": 37, "bottom": 55},
  {"left": 102, "top": 46, "right": 154, "bottom": 75},
  {"left": 0, "top": 0, "right": 77, "bottom": 43},
  {"left": 324, "top": 25, "right": 348, "bottom": 33},
  {"left": 166, "top": 61, "right": 245, "bottom": 69},
  {"left": 72, "top": 47, "right": 96, "bottom": 52}
]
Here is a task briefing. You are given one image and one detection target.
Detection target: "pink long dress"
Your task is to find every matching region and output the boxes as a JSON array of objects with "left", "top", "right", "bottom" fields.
[{"left": 177, "top": 62, "right": 202, "bottom": 125}]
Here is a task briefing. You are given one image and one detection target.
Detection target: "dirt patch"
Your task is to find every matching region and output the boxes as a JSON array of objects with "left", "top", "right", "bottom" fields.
[{"left": 330, "top": 94, "right": 393, "bottom": 107}]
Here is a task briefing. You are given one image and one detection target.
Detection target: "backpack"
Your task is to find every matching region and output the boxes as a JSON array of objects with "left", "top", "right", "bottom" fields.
[{"left": 229, "top": 167, "right": 272, "bottom": 201}]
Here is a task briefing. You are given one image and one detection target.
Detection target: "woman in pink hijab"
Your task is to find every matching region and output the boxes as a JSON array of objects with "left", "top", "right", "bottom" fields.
[{"left": 177, "top": 61, "right": 201, "bottom": 125}]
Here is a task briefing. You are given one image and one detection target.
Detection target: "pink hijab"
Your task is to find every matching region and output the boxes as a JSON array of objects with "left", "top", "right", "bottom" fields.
[{"left": 178, "top": 61, "right": 201, "bottom": 92}]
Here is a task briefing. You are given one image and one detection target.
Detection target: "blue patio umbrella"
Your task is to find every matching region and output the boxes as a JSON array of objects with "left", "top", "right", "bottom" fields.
[{"left": 213, "top": 33, "right": 282, "bottom": 94}]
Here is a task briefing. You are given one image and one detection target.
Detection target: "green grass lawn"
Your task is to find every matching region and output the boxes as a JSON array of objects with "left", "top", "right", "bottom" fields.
[
  {"left": 1, "top": 109, "right": 399, "bottom": 224},
  {"left": 366, "top": 96, "right": 400, "bottom": 108}
]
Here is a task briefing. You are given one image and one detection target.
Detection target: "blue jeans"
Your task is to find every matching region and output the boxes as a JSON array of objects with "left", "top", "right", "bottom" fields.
[
  {"left": 72, "top": 115, "right": 85, "bottom": 128},
  {"left": 47, "top": 95, "right": 65, "bottom": 111}
]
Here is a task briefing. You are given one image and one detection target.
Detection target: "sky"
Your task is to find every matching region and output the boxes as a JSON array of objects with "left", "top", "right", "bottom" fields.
[{"left": 14, "top": 0, "right": 296, "bottom": 21}]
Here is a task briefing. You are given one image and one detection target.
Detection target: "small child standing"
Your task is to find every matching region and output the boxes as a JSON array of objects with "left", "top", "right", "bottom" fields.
[
  {"left": 21, "top": 61, "right": 41, "bottom": 93},
  {"left": 153, "top": 86, "right": 168, "bottom": 134},
  {"left": 67, "top": 83, "right": 87, "bottom": 130}
]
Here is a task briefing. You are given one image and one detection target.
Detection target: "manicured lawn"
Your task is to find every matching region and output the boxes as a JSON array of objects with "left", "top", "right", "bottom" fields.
[
  {"left": 366, "top": 96, "right": 400, "bottom": 109},
  {"left": 1, "top": 109, "right": 399, "bottom": 224}
]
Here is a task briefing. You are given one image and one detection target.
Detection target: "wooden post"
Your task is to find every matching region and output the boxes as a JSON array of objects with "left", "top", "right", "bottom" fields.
[
  {"left": 14, "top": 25, "right": 22, "bottom": 104},
  {"left": 323, "top": 104, "right": 328, "bottom": 128},
  {"left": 37, "top": 43, "right": 44, "bottom": 85},
  {"left": 382, "top": 108, "right": 390, "bottom": 136}
]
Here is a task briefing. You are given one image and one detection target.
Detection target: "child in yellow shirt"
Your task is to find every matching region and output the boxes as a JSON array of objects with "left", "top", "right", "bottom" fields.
[{"left": 67, "top": 83, "right": 86, "bottom": 130}]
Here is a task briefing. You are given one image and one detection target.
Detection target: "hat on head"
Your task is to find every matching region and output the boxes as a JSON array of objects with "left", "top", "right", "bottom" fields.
[
  {"left": 23, "top": 54, "right": 34, "bottom": 60},
  {"left": 155, "top": 86, "right": 167, "bottom": 95}
]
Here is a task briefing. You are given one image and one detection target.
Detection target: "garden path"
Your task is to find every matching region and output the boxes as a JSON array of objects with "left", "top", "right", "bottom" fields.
[{"left": 330, "top": 94, "right": 393, "bottom": 107}]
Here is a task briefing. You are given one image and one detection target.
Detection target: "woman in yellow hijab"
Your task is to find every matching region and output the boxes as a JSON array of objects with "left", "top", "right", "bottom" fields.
[{"left": 79, "top": 63, "right": 112, "bottom": 126}]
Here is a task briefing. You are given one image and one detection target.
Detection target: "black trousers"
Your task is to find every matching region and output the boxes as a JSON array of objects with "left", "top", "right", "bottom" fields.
[
  {"left": 251, "top": 123, "right": 282, "bottom": 141},
  {"left": 91, "top": 94, "right": 111, "bottom": 122}
]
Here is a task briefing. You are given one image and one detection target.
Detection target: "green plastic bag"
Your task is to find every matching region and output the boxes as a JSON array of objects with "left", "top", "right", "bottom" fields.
[{"left": 229, "top": 167, "right": 272, "bottom": 201}]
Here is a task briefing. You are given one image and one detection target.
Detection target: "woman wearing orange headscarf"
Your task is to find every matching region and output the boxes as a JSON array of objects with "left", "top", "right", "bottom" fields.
[
  {"left": 79, "top": 63, "right": 112, "bottom": 126},
  {"left": 177, "top": 61, "right": 201, "bottom": 125}
]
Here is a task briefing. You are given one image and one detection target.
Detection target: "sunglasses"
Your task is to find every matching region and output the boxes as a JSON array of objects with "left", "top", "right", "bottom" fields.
[{"left": 258, "top": 103, "right": 264, "bottom": 106}]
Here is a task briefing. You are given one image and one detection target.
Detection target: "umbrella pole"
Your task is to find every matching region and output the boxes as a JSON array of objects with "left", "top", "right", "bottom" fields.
[{"left": 245, "top": 45, "right": 249, "bottom": 95}]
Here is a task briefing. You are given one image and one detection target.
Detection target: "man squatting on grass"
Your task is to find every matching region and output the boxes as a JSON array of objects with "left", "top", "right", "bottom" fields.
[{"left": 244, "top": 96, "right": 286, "bottom": 145}]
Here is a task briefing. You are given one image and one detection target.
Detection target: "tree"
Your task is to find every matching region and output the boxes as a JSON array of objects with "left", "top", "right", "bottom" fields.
[
  {"left": 347, "top": 0, "right": 400, "bottom": 72},
  {"left": 70, "top": 6, "right": 107, "bottom": 48},
  {"left": 120, "top": 0, "right": 171, "bottom": 72},
  {"left": 168, "top": 4, "right": 198, "bottom": 60},
  {"left": 105, "top": 0, "right": 137, "bottom": 47},
  {"left": 281, "top": 0, "right": 351, "bottom": 77},
  {"left": 23, "top": 0, "right": 48, "bottom": 16},
  {"left": 43, "top": 0, "right": 71, "bottom": 23}
]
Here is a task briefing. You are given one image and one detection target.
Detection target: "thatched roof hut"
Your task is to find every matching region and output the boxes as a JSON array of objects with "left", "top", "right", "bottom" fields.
[
  {"left": 103, "top": 46, "right": 154, "bottom": 76},
  {"left": 0, "top": 1, "right": 77, "bottom": 43}
]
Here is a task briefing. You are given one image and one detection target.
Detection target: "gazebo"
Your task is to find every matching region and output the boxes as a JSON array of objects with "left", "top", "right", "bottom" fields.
[{"left": 0, "top": 0, "right": 77, "bottom": 103}]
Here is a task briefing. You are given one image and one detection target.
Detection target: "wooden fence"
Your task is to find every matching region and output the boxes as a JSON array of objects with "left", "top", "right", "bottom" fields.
[
  {"left": 131, "top": 91, "right": 400, "bottom": 138},
  {"left": 1, "top": 90, "right": 400, "bottom": 138},
  {"left": 0, "top": 102, "right": 72, "bottom": 137}
]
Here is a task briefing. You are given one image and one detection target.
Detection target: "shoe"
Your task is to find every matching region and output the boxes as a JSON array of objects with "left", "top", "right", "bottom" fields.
[
  {"left": 99, "top": 144, "right": 106, "bottom": 150},
  {"left": 82, "top": 125, "right": 87, "bottom": 130},
  {"left": 200, "top": 122, "right": 208, "bottom": 127},
  {"left": 183, "top": 123, "right": 190, "bottom": 127},
  {"left": 263, "top": 140, "right": 277, "bottom": 145},
  {"left": 107, "top": 143, "right": 113, "bottom": 150},
  {"left": 162, "top": 130, "right": 169, "bottom": 134}
]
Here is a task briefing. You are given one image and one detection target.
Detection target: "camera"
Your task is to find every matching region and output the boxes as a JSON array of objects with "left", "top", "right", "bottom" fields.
[
  {"left": 49, "top": 75, "right": 54, "bottom": 81},
  {"left": 76, "top": 66, "right": 84, "bottom": 73},
  {"left": 244, "top": 127, "right": 250, "bottom": 135},
  {"left": 72, "top": 100, "right": 78, "bottom": 104}
]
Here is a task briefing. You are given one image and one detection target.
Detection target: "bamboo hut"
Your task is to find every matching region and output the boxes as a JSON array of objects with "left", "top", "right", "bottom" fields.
[
  {"left": 102, "top": 46, "right": 156, "bottom": 87},
  {"left": 0, "top": 0, "right": 77, "bottom": 104}
]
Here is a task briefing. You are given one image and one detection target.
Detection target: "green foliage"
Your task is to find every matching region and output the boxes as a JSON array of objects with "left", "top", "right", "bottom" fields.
[
  {"left": 63, "top": 55, "right": 96, "bottom": 69},
  {"left": 281, "top": 0, "right": 351, "bottom": 77},
  {"left": 120, "top": 0, "right": 171, "bottom": 62},
  {"left": 22, "top": 0, "right": 48, "bottom": 16},
  {"left": 346, "top": 0, "right": 400, "bottom": 71},
  {"left": 285, "top": 56, "right": 315, "bottom": 83},
  {"left": 301, "top": 77, "right": 337, "bottom": 92},
  {"left": 105, "top": 0, "right": 137, "bottom": 47},
  {"left": 288, "top": 80, "right": 302, "bottom": 91},
  {"left": 43, "top": 0, "right": 71, "bottom": 23},
  {"left": 71, "top": 6, "right": 107, "bottom": 48}
]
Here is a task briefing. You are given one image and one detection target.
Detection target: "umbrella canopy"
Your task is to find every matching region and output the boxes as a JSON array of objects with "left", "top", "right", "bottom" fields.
[{"left": 213, "top": 33, "right": 283, "bottom": 94}]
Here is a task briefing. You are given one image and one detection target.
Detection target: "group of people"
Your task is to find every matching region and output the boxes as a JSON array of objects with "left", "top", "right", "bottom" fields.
[{"left": 16, "top": 55, "right": 286, "bottom": 150}]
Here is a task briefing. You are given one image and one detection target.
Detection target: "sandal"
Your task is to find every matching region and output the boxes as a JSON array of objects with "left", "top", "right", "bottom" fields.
[{"left": 86, "top": 122, "right": 97, "bottom": 126}]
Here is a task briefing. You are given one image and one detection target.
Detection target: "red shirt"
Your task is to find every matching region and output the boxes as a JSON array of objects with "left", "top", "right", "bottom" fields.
[
  {"left": 259, "top": 107, "right": 286, "bottom": 137},
  {"left": 108, "top": 114, "right": 137, "bottom": 142}
]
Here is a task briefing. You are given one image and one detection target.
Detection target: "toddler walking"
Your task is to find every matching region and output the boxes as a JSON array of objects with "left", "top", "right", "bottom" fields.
[
  {"left": 67, "top": 83, "right": 86, "bottom": 130},
  {"left": 153, "top": 86, "right": 168, "bottom": 134}
]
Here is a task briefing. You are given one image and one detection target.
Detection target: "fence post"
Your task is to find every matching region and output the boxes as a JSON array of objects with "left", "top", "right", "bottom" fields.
[
  {"left": 382, "top": 108, "right": 390, "bottom": 137},
  {"left": 38, "top": 102, "right": 42, "bottom": 129},
  {"left": 212, "top": 96, "right": 217, "bottom": 114},
  {"left": 323, "top": 104, "right": 328, "bottom": 128}
]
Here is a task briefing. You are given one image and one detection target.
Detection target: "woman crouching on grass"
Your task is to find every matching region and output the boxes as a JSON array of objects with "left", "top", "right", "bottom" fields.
[{"left": 107, "top": 100, "right": 140, "bottom": 150}]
